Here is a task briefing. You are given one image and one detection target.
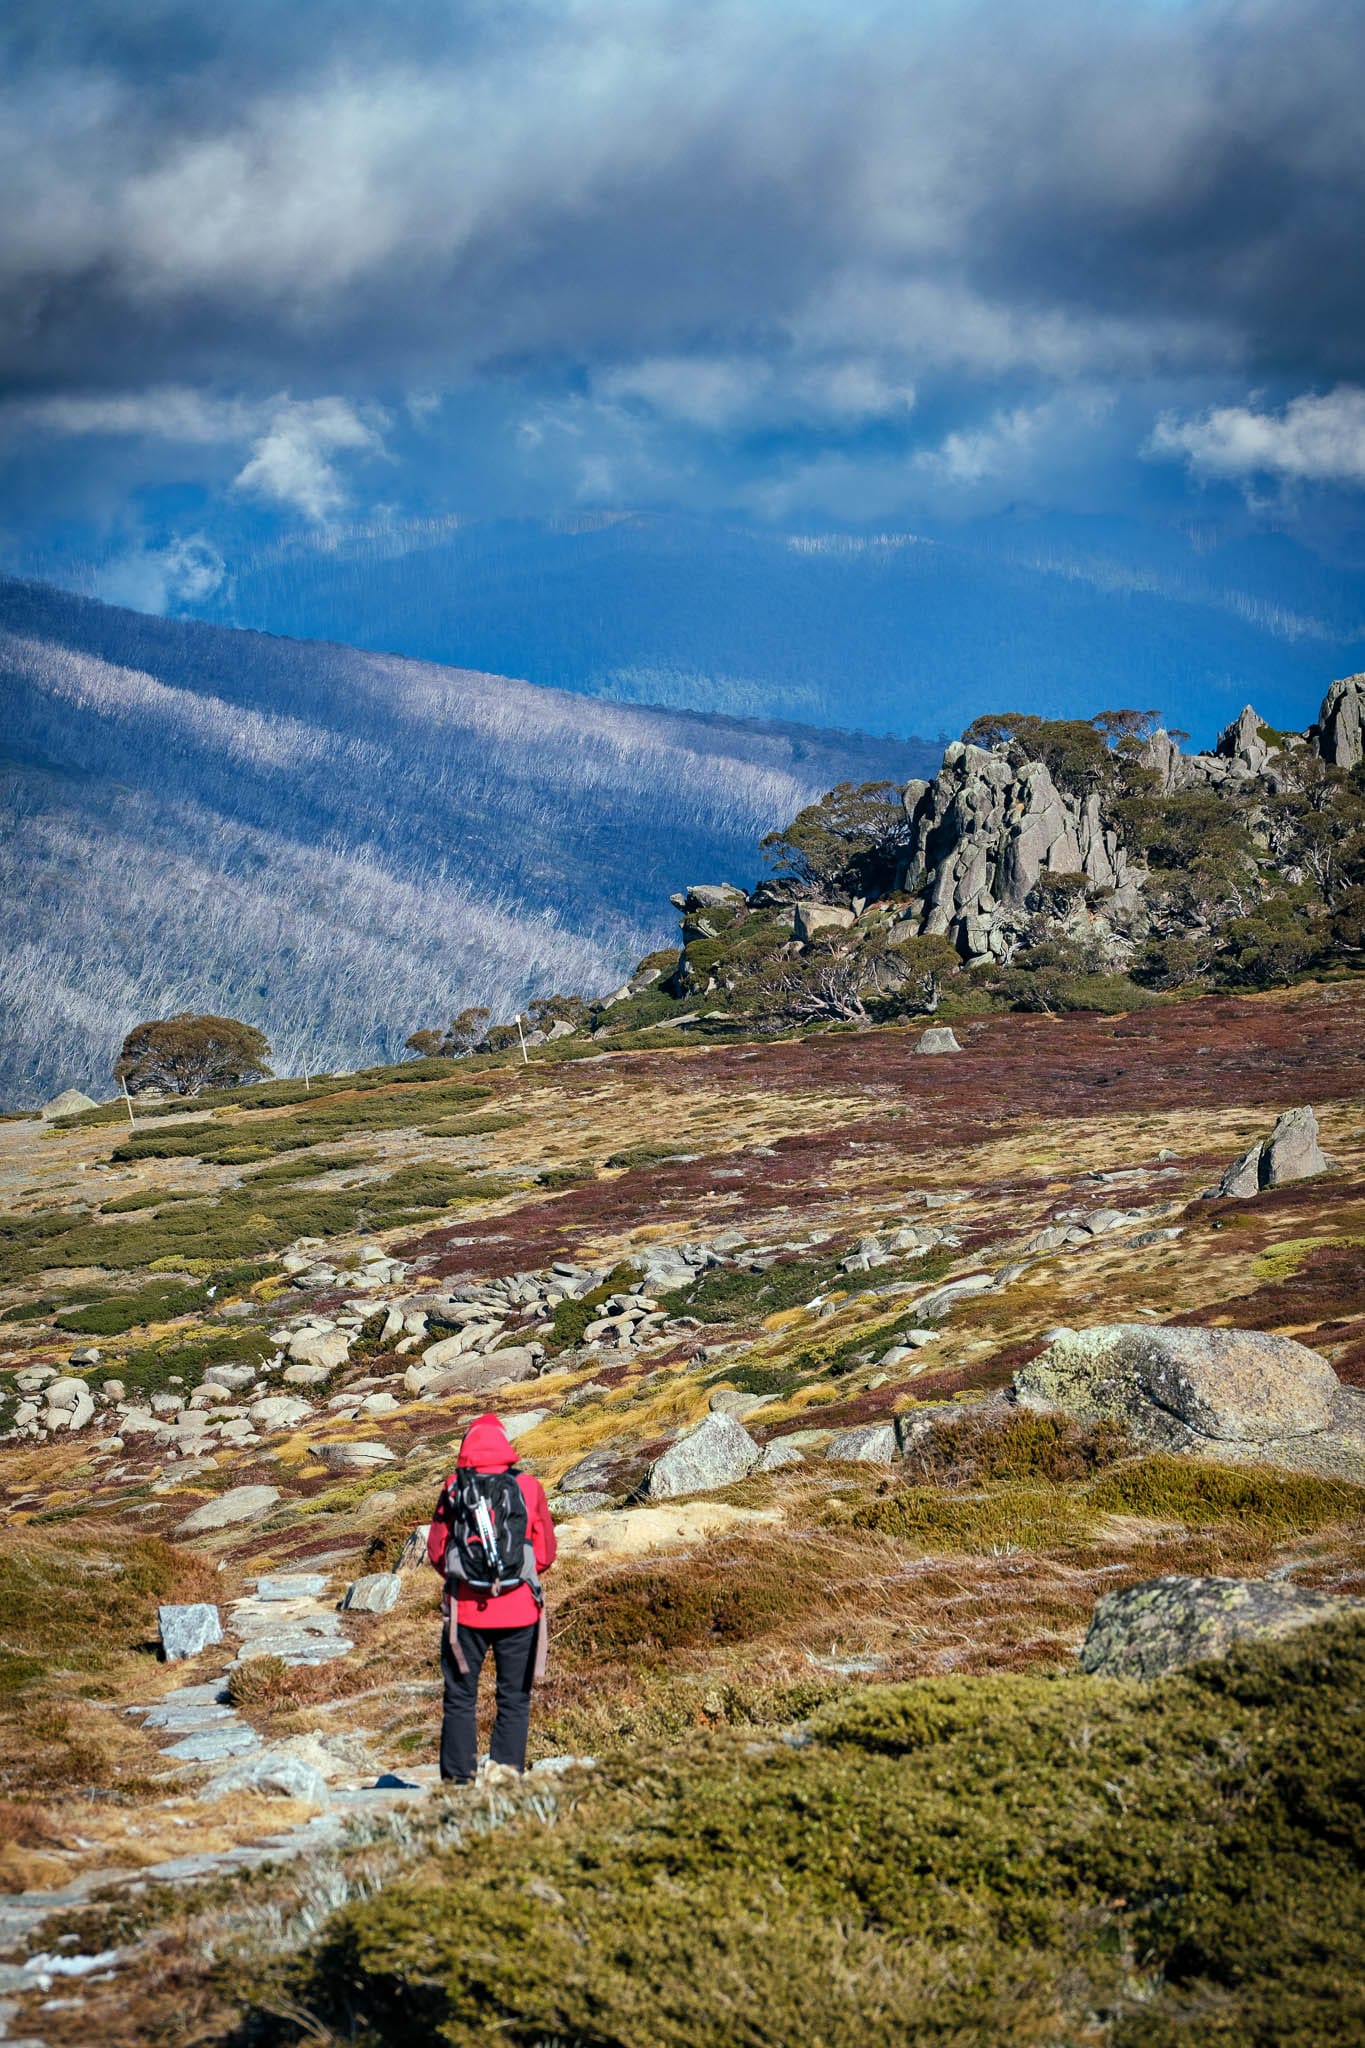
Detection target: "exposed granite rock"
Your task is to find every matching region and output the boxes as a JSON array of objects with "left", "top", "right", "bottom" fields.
[
  {"left": 1215, "top": 1106, "right": 1328, "bottom": 1196},
  {"left": 644, "top": 1411, "right": 759, "bottom": 1498},
  {"left": 177, "top": 1485, "right": 280, "bottom": 1535},
  {"left": 898, "top": 742, "right": 1129, "bottom": 960},
  {"left": 1080, "top": 1574, "right": 1365, "bottom": 1679},
  {"left": 913, "top": 1026, "right": 962, "bottom": 1054},
  {"left": 341, "top": 1572, "right": 402, "bottom": 1614},
  {"left": 825, "top": 1421, "right": 899, "bottom": 1463},
  {"left": 1014, "top": 1324, "right": 1338, "bottom": 1445},
  {"left": 158, "top": 1603, "right": 223, "bottom": 1660}
]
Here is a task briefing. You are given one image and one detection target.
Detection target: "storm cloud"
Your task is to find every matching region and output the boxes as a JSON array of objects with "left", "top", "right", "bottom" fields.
[{"left": 1, "top": 0, "right": 1362, "bottom": 399}]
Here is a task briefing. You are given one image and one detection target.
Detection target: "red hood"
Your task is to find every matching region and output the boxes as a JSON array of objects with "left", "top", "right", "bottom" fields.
[{"left": 456, "top": 1413, "right": 519, "bottom": 1469}]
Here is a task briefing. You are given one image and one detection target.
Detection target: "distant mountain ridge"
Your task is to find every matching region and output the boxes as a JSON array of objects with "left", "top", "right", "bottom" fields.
[
  {"left": 0, "top": 575, "right": 934, "bottom": 1106},
  {"left": 139, "top": 509, "right": 1365, "bottom": 746}
]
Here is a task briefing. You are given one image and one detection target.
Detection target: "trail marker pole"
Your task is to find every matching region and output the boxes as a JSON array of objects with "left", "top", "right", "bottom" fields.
[
  {"left": 121, "top": 1077, "right": 135, "bottom": 1126},
  {"left": 516, "top": 1015, "right": 529, "bottom": 1064}
]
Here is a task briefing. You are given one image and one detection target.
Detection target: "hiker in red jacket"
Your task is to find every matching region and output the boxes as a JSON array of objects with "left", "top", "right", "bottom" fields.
[{"left": 427, "top": 1412, "right": 557, "bottom": 1785}]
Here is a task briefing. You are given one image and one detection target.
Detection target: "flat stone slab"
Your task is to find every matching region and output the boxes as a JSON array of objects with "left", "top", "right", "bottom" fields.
[
  {"left": 253, "top": 1574, "right": 329, "bottom": 1601},
  {"left": 161, "top": 1722, "right": 260, "bottom": 1763},
  {"left": 176, "top": 1485, "right": 280, "bottom": 1535},
  {"left": 231, "top": 1632, "right": 351, "bottom": 1664},
  {"left": 140, "top": 1702, "right": 235, "bottom": 1732}
]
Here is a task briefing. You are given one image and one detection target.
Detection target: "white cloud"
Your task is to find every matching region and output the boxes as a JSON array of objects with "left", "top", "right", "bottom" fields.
[
  {"left": 2, "top": 382, "right": 390, "bottom": 522},
  {"left": 6, "top": 387, "right": 256, "bottom": 444},
  {"left": 232, "top": 397, "right": 388, "bottom": 521},
  {"left": 92, "top": 536, "right": 228, "bottom": 614},
  {"left": 1149, "top": 386, "right": 1365, "bottom": 486}
]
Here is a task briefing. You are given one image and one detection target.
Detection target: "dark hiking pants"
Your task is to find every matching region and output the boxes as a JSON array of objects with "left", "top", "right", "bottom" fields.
[{"left": 440, "top": 1621, "right": 538, "bottom": 1783}]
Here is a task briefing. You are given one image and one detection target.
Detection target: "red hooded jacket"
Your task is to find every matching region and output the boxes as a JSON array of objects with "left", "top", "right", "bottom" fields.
[{"left": 426, "top": 1413, "right": 557, "bottom": 1630}]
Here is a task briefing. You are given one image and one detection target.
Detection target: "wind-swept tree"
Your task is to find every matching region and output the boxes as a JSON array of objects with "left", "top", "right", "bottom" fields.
[{"left": 115, "top": 1013, "right": 272, "bottom": 1097}]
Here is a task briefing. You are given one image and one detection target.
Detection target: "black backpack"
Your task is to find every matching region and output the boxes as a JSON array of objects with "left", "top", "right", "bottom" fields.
[{"left": 443, "top": 1468, "right": 532, "bottom": 1595}]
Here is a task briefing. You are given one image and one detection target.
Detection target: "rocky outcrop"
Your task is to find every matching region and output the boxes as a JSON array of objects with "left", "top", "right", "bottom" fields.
[
  {"left": 1080, "top": 1575, "right": 1364, "bottom": 1679},
  {"left": 1215, "top": 1105, "right": 1328, "bottom": 1197},
  {"left": 1315, "top": 673, "right": 1365, "bottom": 771},
  {"left": 1014, "top": 1324, "right": 1342, "bottom": 1446},
  {"left": 898, "top": 742, "right": 1132, "bottom": 962},
  {"left": 887, "top": 676, "right": 1360, "bottom": 966}
]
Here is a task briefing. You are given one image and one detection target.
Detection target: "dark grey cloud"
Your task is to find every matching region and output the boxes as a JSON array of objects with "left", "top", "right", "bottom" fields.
[{"left": 1, "top": 0, "right": 1362, "bottom": 412}]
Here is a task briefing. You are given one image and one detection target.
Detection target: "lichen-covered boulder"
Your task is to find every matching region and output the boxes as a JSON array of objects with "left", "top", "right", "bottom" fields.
[
  {"left": 1015, "top": 1324, "right": 1338, "bottom": 1446},
  {"left": 644, "top": 1411, "right": 759, "bottom": 1498},
  {"left": 1080, "top": 1574, "right": 1364, "bottom": 1679}
]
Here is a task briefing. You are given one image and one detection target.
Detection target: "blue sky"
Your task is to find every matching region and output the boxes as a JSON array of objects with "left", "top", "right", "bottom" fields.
[{"left": 2, "top": 0, "right": 1364, "bottom": 714}]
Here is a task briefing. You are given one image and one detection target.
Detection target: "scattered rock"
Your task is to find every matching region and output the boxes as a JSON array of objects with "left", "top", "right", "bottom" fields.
[
  {"left": 40, "top": 1088, "right": 97, "bottom": 1119},
  {"left": 341, "top": 1572, "right": 403, "bottom": 1614},
  {"left": 249, "top": 1395, "right": 314, "bottom": 1430},
  {"left": 283, "top": 1361, "right": 332, "bottom": 1387},
  {"left": 158, "top": 1603, "right": 223, "bottom": 1661},
  {"left": 41, "top": 1377, "right": 95, "bottom": 1431},
  {"left": 1014, "top": 1324, "right": 1342, "bottom": 1446},
  {"left": 311, "top": 1440, "right": 398, "bottom": 1471},
  {"left": 645, "top": 1411, "right": 760, "bottom": 1498},
  {"left": 176, "top": 1485, "right": 280, "bottom": 1535},
  {"left": 708, "top": 1388, "right": 773, "bottom": 1420},
  {"left": 754, "top": 1438, "right": 804, "bottom": 1471},
  {"left": 1080, "top": 1574, "right": 1365, "bottom": 1679},
  {"left": 913, "top": 1026, "right": 962, "bottom": 1055},
  {"left": 826, "top": 1421, "right": 899, "bottom": 1463},
  {"left": 287, "top": 1329, "right": 350, "bottom": 1372}
]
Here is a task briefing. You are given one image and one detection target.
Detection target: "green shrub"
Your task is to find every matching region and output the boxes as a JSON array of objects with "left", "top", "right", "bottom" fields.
[{"left": 272, "top": 1621, "right": 1365, "bottom": 2048}]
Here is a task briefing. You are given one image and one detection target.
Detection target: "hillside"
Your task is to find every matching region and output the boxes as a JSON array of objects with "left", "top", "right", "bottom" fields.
[
  {"left": 0, "top": 979, "right": 1361, "bottom": 2044},
  {"left": 0, "top": 576, "right": 934, "bottom": 1108},
  {"left": 0, "top": 724, "right": 1361, "bottom": 2042}
]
